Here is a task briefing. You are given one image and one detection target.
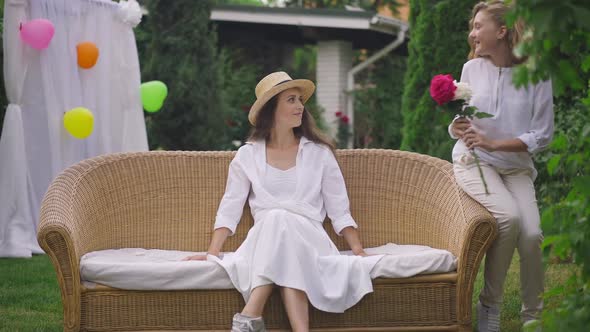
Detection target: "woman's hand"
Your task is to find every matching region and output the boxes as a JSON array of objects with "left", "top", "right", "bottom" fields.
[
  {"left": 463, "top": 127, "right": 497, "bottom": 151},
  {"left": 353, "top": 249, "right": 369, "bottom": 257},
  {"left": 451, "top": 117, "right": 471, "bottom": 138},
  {"left": 341, "top": 227, "right": 370, "bottom": 257},
  {"left": 183, "top": 228, "right": 231, "bottom": 261}
]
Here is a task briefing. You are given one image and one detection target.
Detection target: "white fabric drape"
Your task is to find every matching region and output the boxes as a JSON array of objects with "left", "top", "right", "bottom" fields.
[{"left": 0, "top": 0, "right": 148, "bottom": 257}]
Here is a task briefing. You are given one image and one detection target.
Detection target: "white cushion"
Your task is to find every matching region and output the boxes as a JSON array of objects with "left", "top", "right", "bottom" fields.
[{"left": 80, "top": 243, "right": 457, "bottom": 290}]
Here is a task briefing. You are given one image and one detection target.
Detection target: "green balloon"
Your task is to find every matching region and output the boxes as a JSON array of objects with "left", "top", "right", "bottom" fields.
[{"left": 140, "top": 81, "right": 168, "bottom": 112}]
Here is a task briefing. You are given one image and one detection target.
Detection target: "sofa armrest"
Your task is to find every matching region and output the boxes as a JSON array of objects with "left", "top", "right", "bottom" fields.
[{"left": 37, "top": 170, "right": 85, "bottom": 332}]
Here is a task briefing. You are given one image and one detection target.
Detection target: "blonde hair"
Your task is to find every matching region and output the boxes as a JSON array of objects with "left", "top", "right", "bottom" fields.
[{"left": 468, "top": 0, "right": 526, "bottom": 64}]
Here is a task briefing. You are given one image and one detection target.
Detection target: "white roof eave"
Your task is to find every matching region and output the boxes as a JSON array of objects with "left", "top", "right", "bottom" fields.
[{"left": 211, "top": 8, "right": 407, "bottom": 35}]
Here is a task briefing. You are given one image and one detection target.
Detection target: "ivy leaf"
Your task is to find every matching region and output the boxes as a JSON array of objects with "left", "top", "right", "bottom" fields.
[
  {"left": 568, "top": 4, "right": 590, "bottom": 31},
  {"left": 550, "top": 134, "right": 567, "bottom": 151},
  {"left": 566, "top": 153, "right": 583, "bottom": 170},
  {"left": 543, "top": 39, "right": 553, "bottom": 51},
  {"left": 463, "top": 106, "right": 477, "bottom": 116},
  {"left": 446, "top": 99, "right": 464, "bottom": 109},
  {"left": 513, "top": 66, "right": 530, "bottom": 87},
  {"left": 527, "top": 7, "right": 553, "bottom": 35},
  {"left": 541, "top": 208, "right": 555, "bottom": 232},
  {"left": 582, "top": 55, "right": 590, "bottom": 73},
  {"left": 558, "top": 60, "right": 583, "bottom": 90},
  {"left": 547, "top": 155, "right": 561, "bottom": 175},
  {"left": 544, "top": 285, "right": 565, "bottom": 298},
  {"left": 573, "top": 176, "right": 590, "bottom": 196},
  {"left": 542, "top": 234, "right": 564, "bottom": 251},
  {"left": 474, "top": 112, "right": 493, "bottom": 119}
]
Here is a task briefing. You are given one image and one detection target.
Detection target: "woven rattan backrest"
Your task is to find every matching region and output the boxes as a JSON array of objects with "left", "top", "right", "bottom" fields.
[{"left": 67, "top": 150, "right": 463, "bottom": 256}]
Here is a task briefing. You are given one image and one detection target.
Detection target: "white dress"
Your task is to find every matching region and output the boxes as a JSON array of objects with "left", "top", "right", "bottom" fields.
[{"left": 210, "top": 160, "right": 383, "bottom": 313}]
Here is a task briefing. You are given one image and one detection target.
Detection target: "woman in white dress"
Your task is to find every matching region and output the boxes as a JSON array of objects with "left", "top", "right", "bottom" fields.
[{"left": 183, "top": 71, "right": 382, "bottom": 332}]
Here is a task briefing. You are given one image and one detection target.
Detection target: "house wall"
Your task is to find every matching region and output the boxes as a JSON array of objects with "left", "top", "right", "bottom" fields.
[{"left": 316, "top": 40, "right": 352, "bottom": 137}]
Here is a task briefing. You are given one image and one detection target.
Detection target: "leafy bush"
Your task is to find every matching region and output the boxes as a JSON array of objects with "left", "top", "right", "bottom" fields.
[{"left": 508, "top": 0, "right": 590, "bottom": 330}]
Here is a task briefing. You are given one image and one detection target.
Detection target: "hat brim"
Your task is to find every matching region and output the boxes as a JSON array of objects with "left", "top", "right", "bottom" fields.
[{"left": 249, "top": 79, "right": 315, "bottom": 126}]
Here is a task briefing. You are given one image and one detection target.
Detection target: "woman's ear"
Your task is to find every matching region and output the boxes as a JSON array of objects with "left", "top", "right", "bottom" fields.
[{"left": 497, "top": 25, "right": 508, "bottom": 40}]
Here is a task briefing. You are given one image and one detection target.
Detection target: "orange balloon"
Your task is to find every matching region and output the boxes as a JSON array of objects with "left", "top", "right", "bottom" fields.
[{"left": 77, "top": 42, "right": 99, "bottom": 69}]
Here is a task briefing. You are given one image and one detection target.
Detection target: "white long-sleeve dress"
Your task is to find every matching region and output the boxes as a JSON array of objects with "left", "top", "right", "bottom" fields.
[{"left": 209, "top": 137, "right": 383, "bottom": 313}]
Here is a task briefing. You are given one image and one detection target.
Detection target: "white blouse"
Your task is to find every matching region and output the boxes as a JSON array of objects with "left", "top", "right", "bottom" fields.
[
  {"left": 263, "top": 165, "right": 297, "bottom": 201},
  {"left": 448, "top": 57, "right": 554, "bottom": 179},
  {"left": 213, "top": 137, "right": 358, "bottom": 236}
]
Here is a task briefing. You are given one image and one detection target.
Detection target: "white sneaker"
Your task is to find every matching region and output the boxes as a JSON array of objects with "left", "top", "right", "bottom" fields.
[
  {"left": 231, "top": 313, "right": 266, "bottom": 332},
  {"left": 477, "top": 301, "right": 500, "bottom": 332}
]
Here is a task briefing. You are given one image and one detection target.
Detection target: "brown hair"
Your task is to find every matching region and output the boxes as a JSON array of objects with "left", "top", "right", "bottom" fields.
[
  {"left": 468, "top": 0, "right": 526, "bottom": 64},
  {"left": 248, "top": 94, "right": 336, "bottom": 151}
]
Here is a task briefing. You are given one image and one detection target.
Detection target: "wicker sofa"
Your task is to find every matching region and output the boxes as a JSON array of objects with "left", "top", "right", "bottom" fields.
[{"left": 38, "top": 149, "right": 496, "bottom": 332}]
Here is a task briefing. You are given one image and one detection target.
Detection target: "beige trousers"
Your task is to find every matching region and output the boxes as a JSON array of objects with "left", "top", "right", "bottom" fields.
[{"left": 453, "top": 154, "right": 544, "bottom": 321}]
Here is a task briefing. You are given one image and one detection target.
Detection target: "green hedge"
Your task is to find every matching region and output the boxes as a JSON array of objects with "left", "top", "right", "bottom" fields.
[
  {"left": 400, "top": 0, "right": 477, "bottom": 159},
  {"left": 354, "top": 54, "right": 407, "bottom": 149},
  {"left": 141, "top": 0, "right": 228, "bottom": 150}
]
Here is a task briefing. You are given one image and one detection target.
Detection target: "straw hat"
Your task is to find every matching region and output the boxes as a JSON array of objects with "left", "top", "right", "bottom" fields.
[{"left": 248, "top": 71, "right": 315, "bottom": 125}]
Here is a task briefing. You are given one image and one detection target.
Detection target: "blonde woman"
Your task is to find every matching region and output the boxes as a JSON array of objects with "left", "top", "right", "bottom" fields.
[
  {"left": 184, "top": 72, "right": 382, "bottom": 332},
  {"left": 449, "top": 1, "right": 554, "bottom": 331}
]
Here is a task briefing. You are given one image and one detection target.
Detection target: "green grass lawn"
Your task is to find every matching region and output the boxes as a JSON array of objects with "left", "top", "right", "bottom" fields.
[
  {"left": 472, "top": 255, "right": 576, "bottom": 331},
  {"left": 0, "top": 254, "right": 576, "bottom": 332},
  {"left": 0, "top": 255, "right": 62, "bottom": 331}
]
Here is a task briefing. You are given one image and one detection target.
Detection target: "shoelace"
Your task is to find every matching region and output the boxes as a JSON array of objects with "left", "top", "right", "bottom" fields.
[
  {"left": 487, "top": 310, "right": 500, "bottom": 332},
  {"left": 233, "top": 319, "right": 254, "bottom": 331}
]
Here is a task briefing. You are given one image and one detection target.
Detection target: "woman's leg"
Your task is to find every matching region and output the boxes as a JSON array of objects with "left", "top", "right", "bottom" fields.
[
  {"left": 242, "top": 284, "right": 274, "bottom": 317},
  {"left": 280, "top": 287, "right": 309, "bottom": 332},
  {"left": 454, "top": 159, "right": 521, "bottom": 307},
  {"left": 232, "top": 285, "right": 273, "bottom": 331},
  {"left": 502, "top": 170, "right": 544, "bottom": 322}
]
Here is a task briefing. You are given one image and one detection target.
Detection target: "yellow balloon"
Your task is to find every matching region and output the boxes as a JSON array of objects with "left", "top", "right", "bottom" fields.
[{"left": 64, "top": 107, "right": 94, "bottom": 139}]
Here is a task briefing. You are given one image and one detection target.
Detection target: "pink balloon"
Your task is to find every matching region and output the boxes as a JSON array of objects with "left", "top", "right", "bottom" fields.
[{"left": 20, "top": 19, "right": 55, "bottom": 50}]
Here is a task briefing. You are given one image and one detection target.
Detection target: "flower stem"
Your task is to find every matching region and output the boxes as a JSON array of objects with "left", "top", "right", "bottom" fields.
[{"left": 470, "top": 150, "right": 490, "bottom": 195}]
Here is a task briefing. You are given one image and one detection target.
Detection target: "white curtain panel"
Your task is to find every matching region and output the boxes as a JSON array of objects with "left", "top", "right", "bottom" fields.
[{"left": 0, "top": 0, "right": 148, "bottom": 257}]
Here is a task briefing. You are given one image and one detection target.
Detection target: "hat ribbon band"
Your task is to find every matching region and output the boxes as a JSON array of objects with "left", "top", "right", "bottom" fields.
[{"left": 274, "top": 79, "right": 292, "bottom": 87}]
